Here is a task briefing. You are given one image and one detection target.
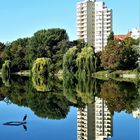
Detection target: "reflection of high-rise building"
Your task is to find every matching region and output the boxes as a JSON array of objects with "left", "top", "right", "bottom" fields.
[
  {"left": 95, "top": 97, "right": 112, "bottom": 140},
  {"left": 77, "top": 97, "right": 112, "bottom": 140},
  {"left": 76, "top": 0, "right": 112, "bottom": 52},
  {"left": 132, "top": 109, "right": 140, "bottom": 118},
  {"left": 77, "top": 104, "right": 96, "bottom": 140}
]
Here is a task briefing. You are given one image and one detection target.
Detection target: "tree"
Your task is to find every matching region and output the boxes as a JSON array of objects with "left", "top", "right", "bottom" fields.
[
  {"left": 28, "top": 28, "right": 69, "bottom": 73},
  {"left": 0, "top": 42, "right": 6, "bottom": 68},
  {"left": 63, "top": 46, "right": 78, "bottom": 76},
  {"left": 1, "top": 28, "right": 69, "bottom": 73},
  {"left": 76, "top": 46, "right": 96, "bottom": 78},
  {"left": 32, "top": 58, "right": 51, "bottom": 92},
  {"left": 123, "top": 37, "right": 139, "bottom": 46},
  {"left": 95, "top": 51, "right": 103, "bottom": 71},
  {"left": 2, "top": 38, "right": 30, "bottom": 72},
  {"left": 119, "top": 45, "right": 139, "bottom": 70},
  {"left": 101, "top": 39, "right": 139, "bottom": 70},
  {"left": 107, "top": 31, "right": 114, "bottom": 43}
]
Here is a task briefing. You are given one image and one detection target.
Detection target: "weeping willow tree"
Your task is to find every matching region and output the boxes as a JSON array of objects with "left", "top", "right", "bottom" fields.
[
  {"left": 76, "top": 46, "right": 96, "bottom": 78},
  {"left": 63, "top": 47, "right": 79, "bottom": 104},
  {"left": 1, "top": 60, "right": 11, "bottom": 87},
  {"left": 63, "top": 46, "right": 78, "bottom": 76},
  {"left": 32, "top": 57, "right": 51, "bottom": 92}
]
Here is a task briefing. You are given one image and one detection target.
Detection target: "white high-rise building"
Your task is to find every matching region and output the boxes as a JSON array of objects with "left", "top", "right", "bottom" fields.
[{"left": 76, "top": 0, "right": 112, "bottom": 52}]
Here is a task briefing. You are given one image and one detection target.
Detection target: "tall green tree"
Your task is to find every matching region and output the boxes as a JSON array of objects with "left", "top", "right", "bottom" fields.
[
  {"left": 28, "top": 28, "right": 69, "bottom": 73},
  {"left": 0, "top": 42, "right": 6, "bottom": 68},
  {"left": 107, "top": 31, "right": 114, "bottom": 43},
  {"left": 3, "top": 38, "right": 30, "bottom": 72},
  {"left": 63, "top": 46, "right": 78, "bottom": 76},
  {"left": 101, "top": 38, "right": 139, "bottom": 70},
  {"left": 76, "top": 46, "right": 96, "bottom": 78}
]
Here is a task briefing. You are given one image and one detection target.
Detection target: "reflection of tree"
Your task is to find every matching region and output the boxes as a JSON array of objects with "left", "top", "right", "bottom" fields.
[
  {"left": 2, "top": 75, "right": 140, "bottom": 120},
  {"left": 63, "top": 73, "right": 99, "bottom": 105},
  {"left": 0, "top": 78, "right": 6, "bottom": 100},
  {"left": 99, "top": 80, "right": 140, "bottom": 113},
  {"left": 76, "top": 77, "right": 96, "bottom": 104},
  {"left": 28, "top": 91, "right": 69, "bottom": 119},
  {"left": 0, "top": 76, "right": 70, "bottom": 120},
  {"left": 63, "top": 74, "right": 78, "bottom": 104},
  {"left": 1, "top": 60, "right": 11, "bottom": 87}
]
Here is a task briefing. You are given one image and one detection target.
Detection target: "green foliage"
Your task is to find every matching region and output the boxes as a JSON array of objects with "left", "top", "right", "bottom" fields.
[
  {"left": 1, "top": 28, "right": 69, "bottom": 73},
  {"left": 32, "top": 58, "right": 51, "bottom": 92},
  {"left": 95, "top": 51, "right": 103, "bottom": 71},
  {"left": 63, "top": 46, "right": 78, "bottom": 76},
  {"left": 2, "top": 38, "right": 30, "bottom": 72},
  {"left": 63, "top": 72, "right": 98, "bottom": 105},
  {"left": 119, "top": 45, "right": 139, "bottom": 70},
  {"left": 63, "top": 74, "right": 78, "bottom": 104},
  {"left": 107, "top": 31, "right": 114, "bottom": 43},
  {"left": 1, "top": 73, "right": 140, "bottom": 119},
  {"left": 123, "top": 37, "right": 140, "bottom": 46},
  {"left": 101, "top": 39, "right": 139, "bottom": 70},
  {"left": 0, "top": 42, "right": 6, "bottom": 68},
  {"left": 28, "top": 28, "right": 69, "bottom": 73},
  {"left": 28, "top": 91, "right": 70, "bottom": 119},
  {"left": 76, "top": 46, "right": 96, "bottom": 78},
  {"left": 76, "top": 77, "right": 96, "bottom": 104},
  {"left": 0, "top": 76, "right": 70, "bottom": 119},
  {"left": 32, "top": 57, "right": 51, "bottom": 76},
  {"left": 99, "top": 80, "right": 140, "bottom": 113},
  {"left": 1, "top": 60, "right": 11, "bottom": 86}
]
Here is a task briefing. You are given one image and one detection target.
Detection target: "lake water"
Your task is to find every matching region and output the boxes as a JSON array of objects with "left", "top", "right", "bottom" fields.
[{"left": 0, "top": 76, "right": 140, "bottom": 140}]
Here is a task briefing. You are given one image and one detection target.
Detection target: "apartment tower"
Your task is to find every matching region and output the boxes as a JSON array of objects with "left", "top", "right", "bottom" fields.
[{"left": 77, "top": 0, "right": 112, "bottom": 52}]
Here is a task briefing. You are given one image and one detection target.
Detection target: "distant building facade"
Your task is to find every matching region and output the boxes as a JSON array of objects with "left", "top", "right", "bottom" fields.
[
  {"left": 114, "top": 28, "right": 140, "bottom": 40},
  {"left": 76, "top": 0, "right": 112, "bottom": 52}
]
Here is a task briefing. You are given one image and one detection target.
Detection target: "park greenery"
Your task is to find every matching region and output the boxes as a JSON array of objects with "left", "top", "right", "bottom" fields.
[
  {"left": 101, "top": 37, "right": 139, "bottom": 70},
  {"left": 0, "top": 28, "right": 140, "bottom": 119},
  {"left": 0, "top": 29, "right": 139, "bottom": 79}
]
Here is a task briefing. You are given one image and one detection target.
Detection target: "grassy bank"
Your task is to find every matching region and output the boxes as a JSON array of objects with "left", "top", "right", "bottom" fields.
[{"left": 93, "top": 69, "right": 140, "bottom": 83}]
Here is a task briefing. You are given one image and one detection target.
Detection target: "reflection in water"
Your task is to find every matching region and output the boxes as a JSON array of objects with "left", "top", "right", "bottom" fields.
[
  {"left": 23, "top": 124, "right": 27, "bottom": 131},
  {"left": 99, "top": 80, "right": 140, "bottom": 113},
  {"left": 0, "top": 76, "right": 140, "bottom": 139},
  {"left": 77, "top": 97, "right": 112, "bottom": 140}
]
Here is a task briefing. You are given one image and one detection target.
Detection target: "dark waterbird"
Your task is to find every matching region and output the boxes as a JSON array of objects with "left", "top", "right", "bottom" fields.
[
  {"left": 3, "top": 114, "right": 28, "bottom": 131},
  {"left": 23, "top": 114, "right": 27, "bottom": 122}
]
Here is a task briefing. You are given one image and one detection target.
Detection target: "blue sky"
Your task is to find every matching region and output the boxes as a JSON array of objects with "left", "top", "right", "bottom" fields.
[{"left": 0, "top": 0, "right": 140, "bottom": 43}]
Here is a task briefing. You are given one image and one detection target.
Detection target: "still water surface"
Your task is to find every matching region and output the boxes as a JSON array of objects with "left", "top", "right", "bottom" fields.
[{"left": 0, "top": 76, "right": 139, "bottom": 140}]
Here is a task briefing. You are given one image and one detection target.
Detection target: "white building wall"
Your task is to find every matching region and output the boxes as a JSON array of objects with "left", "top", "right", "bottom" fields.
[
  {"left": 131, "top": 28, "right": 140, "bottom": 39},
  {"left": 76, "top": 0, "right": 112, "bottom": 52}
]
